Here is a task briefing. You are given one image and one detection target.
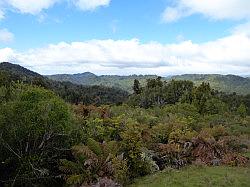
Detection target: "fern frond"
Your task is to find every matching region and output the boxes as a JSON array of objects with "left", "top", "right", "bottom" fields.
[
  {"left": 72, "top": 144, "right": 97, "bottom": 160},
  {"left": 87, "top": 138, "right": 103, "bottom": 156},
  {"left": 66, "top": 174, "right": 85, "bottom": 185},
  {"left": 102, "top": 141, "right": 119, "bottom": 157},
  {"left": 59, "top": 159, "right": 83, "bottom": 174}
]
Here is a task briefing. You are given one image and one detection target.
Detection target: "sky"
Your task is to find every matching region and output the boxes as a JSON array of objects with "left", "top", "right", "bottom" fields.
[{"left": 0, "top": 0, "right": 250, "bottom": 76}]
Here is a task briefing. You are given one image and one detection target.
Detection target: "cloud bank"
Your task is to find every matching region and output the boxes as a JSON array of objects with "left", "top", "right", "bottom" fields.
[
  {"left": 162, "top": 0, "right": 250, "bottom": 22},
  {"left": 1, "top": 28, "right": 249, "bottom": 75},
  {"left": 0, "top": 0, "right": 249, "bottom": 76}
]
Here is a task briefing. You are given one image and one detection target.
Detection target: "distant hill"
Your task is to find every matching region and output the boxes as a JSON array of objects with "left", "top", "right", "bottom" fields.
[
  {"left": 0, "top": 62, "right": 129, "bottom": 105},
  {"left": 0, "top": 62, "right": 42, "bottom": 78},
  {"left": 171, "top": 74, "right": 250, "bottom": 95},
  {"left": 47, "top": 72, "right": 250, "bottom": 95},
  {"left": 2, "top": 62, "right": 249, "bottom": 95},
  {"left": 47, "top": 73, "right": 158, "bottom": 93}
]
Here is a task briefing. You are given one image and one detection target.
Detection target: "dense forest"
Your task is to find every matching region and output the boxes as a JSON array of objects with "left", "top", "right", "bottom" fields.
[
  {"left": 47, "top": 71, "right": 250, "bottom": 95},
  {"left": 172, "top": 74, "right": 250, "bottom": 95},
  {"left": 0, "top": 62, "right": 249, "bottom": 186},
  {"left": 0, "top": 62, "right": 129, "bottom": 105},
  {"left": 47, "top": 73, "right": 158, "bottom": 94}
]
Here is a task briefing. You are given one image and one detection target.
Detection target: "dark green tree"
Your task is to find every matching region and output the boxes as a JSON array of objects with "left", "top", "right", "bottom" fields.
[
  {"left": 146, "top": 76, "right": 163, "bottom": 88},
  {"left": 193, "top": 82, "right": 212, "bottom": 114},
  {"left": 133, "top": 79, "right": 141, "bottom": 94}
]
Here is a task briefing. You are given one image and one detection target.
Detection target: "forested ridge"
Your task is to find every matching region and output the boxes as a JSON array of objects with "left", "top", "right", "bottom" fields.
[
  {"left": 0, "top": 62, "right": 129, "bottom": 105},
  {"left": 0, "top": 62, "right": 249, "bottom": 187},
  {"left": 47, "top": 73, "right": 158, "bottom": 94},
  {"left": 172, "top": 74, "right": 250, "bottom": 95},
  {"left": 47, "top": 71, "right": 250, "bottom": 95}
]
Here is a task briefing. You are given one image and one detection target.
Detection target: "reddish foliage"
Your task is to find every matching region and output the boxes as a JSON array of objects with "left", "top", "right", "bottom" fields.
[
  {"left": 191, "top": 138, "right": 249, "bottom": 166},
  {"left": 74, "top": 104, "right": 110, "bottom": 119},
  {"left": 222, "top": 153, "right": 249, "bottom": 166},
  {"left": 191, "top": 138, "right": 226, "bottom": 164}
]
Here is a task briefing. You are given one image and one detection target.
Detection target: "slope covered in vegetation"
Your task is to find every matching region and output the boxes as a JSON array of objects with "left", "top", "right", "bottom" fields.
[
  {"left": 47, "top": 72, "right": 250, "bottom": 95},
  {"left": 0, "top": 62, "right": 42, "bottom": 78},
  {"left": 0, "top": 63, "right": 249, "bottom": 187},
  {"left": 172, "top": 74, "right": 250, "bottom": 95},
  {"left": 47, "top": 73, "right": 158, "bottom": 93},
  {"left": 0, "top": 62, "right": 129, "bottom": 105}
]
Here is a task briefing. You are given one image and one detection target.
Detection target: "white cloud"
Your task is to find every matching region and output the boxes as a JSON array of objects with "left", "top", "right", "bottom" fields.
[
  {"left": 0, "top": 28, "right": 249, "bottom": 75},
  {"left": 5, "top": 0, "right": 58, "bottom": 15},
  {"left": 73, "top": 0, "right": 111, "bottom": 11},
  {"left": 0, "top": 47, "right": 16, "bottom": 61},
  {"left": 0, "top": 29, "right": 14, "bottom": 43},
  {"left": 233, "top": 21, "right": 250, "bottom": 36},
  {"left": 162, "top": 6, "right": 191, "bottom": 23},
  {"left": 162, "top": 0, "right": 250, "bottom": 22},
  {"left": 0, "top": 0, "right": 111, "bottom": 18}
]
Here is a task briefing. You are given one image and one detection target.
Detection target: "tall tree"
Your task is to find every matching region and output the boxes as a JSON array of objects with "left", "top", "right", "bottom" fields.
[
  {"left": 193, "top": 82, "right": 212, "bottom": 114},
  {"left": 133, "top": 79, "right": 141, "bottom": 94}
]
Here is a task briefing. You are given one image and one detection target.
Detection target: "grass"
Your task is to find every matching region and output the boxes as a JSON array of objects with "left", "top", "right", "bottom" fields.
[{"left": 128, "top": 166, "right": 250, "bottom": 187}]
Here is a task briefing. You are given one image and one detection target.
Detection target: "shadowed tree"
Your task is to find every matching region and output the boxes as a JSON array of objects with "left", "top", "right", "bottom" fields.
[{"left": 133, "top": 79, "right": 142, "bottom": 94}]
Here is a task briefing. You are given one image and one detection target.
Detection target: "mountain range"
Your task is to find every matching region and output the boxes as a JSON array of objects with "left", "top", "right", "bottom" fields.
[
  {"left": 47, "top": 72, "right": 250, "bottom": 95},
  {"left": 1, "top": 62, "right": 249, "bottom": 95},
  {"left": 47, "top": 73, "right": 158, "bottom": 93}
]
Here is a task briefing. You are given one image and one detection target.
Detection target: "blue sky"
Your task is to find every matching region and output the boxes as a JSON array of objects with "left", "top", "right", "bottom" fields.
[{"left": 0, "top": 0, "right": 250, "bottom": 75}]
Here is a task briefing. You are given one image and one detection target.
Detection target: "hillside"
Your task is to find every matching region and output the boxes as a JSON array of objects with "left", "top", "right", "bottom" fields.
[
  {"left": 1, "top": 62, "right": 250, "bottom": 187},
  {"left": 0, "top": 62, "right": 129, "bottom": 105},
  {"left": 47, "top": 73, "right": 158, "bottom": 93},
  {"left": 47, "top": 73, "right": 250, "bottom": 95},
  {"left": 0, "top": 62, "right": 42, "bottom": 79},
  {"left": 171, "top": 74, "right": 250, "bottom": 95}
]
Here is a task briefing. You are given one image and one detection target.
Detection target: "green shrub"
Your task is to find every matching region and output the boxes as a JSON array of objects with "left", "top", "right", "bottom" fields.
[{"left": 0, "top": 83, "right": 74, "bottom": 186}]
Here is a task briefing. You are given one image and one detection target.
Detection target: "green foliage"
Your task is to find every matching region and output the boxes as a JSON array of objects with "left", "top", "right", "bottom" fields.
[
  {"left": 86, "top": 138, "right": 103, "bottom": 156},
  {"left": 0, "top": 68, "right": 249, "bottom": 187},
  {"left": 151, "top": 123, "right": 172, "bottom": 143},
  {"left": 60, "top": 138, "right": 128, "bottom": 185},
  {"left": 0, "top": 83, "right": 74, "bottom": 186},
  {"left": 133, "top": 79, "right": 142, "bottom": 94},
  {"left": 48, "top": 72, "right": 158, "bottom": 93},
  {"left": 121, "top": 122, "right": 152, "bottom": 178},
  {"left": 204, "top": 98, "right": 228, "bottom": 115},
  {"left": 237, "top": 103, "right": 247, "bottom": 118},
  {"left": 0, "top": 62, "right": 129, "bottom": 106},
  {"left": 128, "top": 79, "right": 194, "bottom": 108},
  {"left": 193, "top": 82, "right": 212, "bottom": 114},
  {"left": 48, "top": 71, "right": 250, "bottom": 95},
  {"left": 169, "top": 127, "right": 197, "bottom": 143},
  {"left": 172, "top": 74, "right": 250, "bottom": 95}
]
